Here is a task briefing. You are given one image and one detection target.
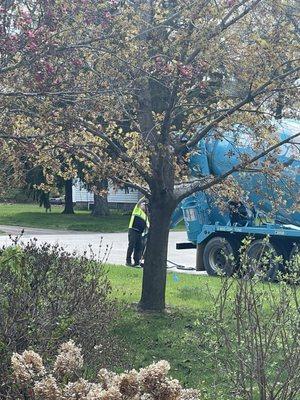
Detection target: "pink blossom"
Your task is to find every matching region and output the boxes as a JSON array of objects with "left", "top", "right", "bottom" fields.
[
  {"left": 198, "top": 81, "right": 207, "bottom": 90},
  {"left": 35, "top": 71, "right": 44, "bottom": 83},
  {"left": 44, "top": 62, "right": 55, "bottom": 75},
  {"left": 178, "top": 65, "right": 193, "bottom": 79},
  {"left": 226, "top": 0, "right": 235, "bottom": 6},
  {"left": 28, "top": 41, "right": 38, "bottom": 51},
  {"left": 104, "top": 11, "right": 112, "bottom": 21},
  {"left": 27, "top": 30, "right": 35, "bottom": 38},
  {"left": 72, "top": 58, "right": 83, "bottom": 67}
]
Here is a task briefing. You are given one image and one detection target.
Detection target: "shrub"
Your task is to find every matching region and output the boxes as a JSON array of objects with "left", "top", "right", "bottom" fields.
[
  {"left": 205, "top": 243, "right": 300, "bottom": 400},
  {"left": 11, "top": 340, "right": 200, "bottom": 400},
  {"left": 0, "top": 240, "right": 121, "bottom": 397}
]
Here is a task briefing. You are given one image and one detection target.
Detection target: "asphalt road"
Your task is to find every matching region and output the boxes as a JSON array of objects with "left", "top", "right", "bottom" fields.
[{"left": 0, "top": 225, "right": 203, "bottom": 275}]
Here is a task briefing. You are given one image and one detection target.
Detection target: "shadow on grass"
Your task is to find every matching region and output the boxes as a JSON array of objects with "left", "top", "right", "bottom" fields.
[{"left": 111, "top": 305, "right": 228, "bottom": 398}]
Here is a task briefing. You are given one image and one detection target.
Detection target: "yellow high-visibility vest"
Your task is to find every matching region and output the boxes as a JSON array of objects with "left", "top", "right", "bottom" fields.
[{"left": 129, "top": 202, "right": 149, "bottom": 229}]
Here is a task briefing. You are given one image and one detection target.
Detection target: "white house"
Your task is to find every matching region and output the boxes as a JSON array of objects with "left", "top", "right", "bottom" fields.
[{"left": 72, "top": 180, "right": 140, "bottom": 209}]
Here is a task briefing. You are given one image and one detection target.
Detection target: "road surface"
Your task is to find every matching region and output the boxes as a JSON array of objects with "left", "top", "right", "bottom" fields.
[{"left": 0, "top": 225, "right": 204, "bottom": 275}]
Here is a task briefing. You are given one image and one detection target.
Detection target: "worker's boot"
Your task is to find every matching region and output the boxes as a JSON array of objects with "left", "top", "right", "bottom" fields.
[{"left": 132, "top": 258, "right": 141, "bottom": 267}]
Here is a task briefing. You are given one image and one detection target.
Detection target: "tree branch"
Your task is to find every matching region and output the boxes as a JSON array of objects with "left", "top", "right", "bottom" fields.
[
  {"left": 78, "top": 119, "right": 153, "bottom": 184},
  {"left": 186, "top": 0, "right": 262, "bottom": 64},
  {"left": 175, "top": 130, "right": 300, "bottom": 201},
  {"left": 111, "top": 177, "right": 150, "bottom": 197},
  {"left": 175, "top": 64, "right": 300, "bottom": 154}
]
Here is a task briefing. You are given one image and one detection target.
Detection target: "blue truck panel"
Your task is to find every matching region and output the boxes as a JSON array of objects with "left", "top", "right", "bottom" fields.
[{"left": 172, "top": 119, "right": 300, "bottom": 273}]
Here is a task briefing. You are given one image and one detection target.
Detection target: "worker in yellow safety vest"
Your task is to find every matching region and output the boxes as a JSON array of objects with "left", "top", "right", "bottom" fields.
[{"left": 126, "top": 198, "right": 149, "bottom": 267}]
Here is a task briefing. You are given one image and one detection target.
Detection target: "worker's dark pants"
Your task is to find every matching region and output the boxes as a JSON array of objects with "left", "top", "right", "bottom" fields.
[{"left": 126, "top": 228, "right": 142, "bottom": 265}]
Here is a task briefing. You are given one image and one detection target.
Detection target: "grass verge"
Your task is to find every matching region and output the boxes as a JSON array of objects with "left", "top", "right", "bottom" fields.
[
  {"left": 107, "top": 265, "right": 226, "bottom": 398},
  {"left": 0, "top": 203, "right": 185, "bottom": 232}
]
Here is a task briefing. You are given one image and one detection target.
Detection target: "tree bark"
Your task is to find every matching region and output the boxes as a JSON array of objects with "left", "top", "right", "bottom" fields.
[
  {"left": 92, "top": 193, "right": 110, "bottom": 216},
  {"left": 62, "top": 179, "right": 75, "bottom": 214},
  {"left": 139, "top": 198, "right": 174, "bottom": 312},
  {"left": 275, "top": 91, "right": 284, "bottom": 120},
  {"left": 91, "top": 179, "right": 110, "bottom": 216}
]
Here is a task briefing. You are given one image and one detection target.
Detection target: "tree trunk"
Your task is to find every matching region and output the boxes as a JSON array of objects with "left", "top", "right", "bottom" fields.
[
  {"left": 139, "top": 200, "right": 173, "bottom": 312},
  {"left": 275, "top": 91, "right": 284, "bottom": 120},
  {"left": 62, "top": 179, "right": 75, "bottom": 214},
  {"left": 91, "top": 179, "right": 110, "bottom": 216},
  {"left": 92, "top": 192, "right": 110, "bottom": 216}
]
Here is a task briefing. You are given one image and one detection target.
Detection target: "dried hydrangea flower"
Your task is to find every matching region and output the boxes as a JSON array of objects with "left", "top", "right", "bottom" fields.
[
  {"left": 11, "top": 341, "right": 198, "bottom": 400},
  {"left": 154, "top": 378, "right": 182, "bottom": 400},
  {"left": 179, "top": 389, "right": 200, "bottom": 400},
  {"left": 53, "top": 340, "right": 83, "bottom": 377},
  {"left": 34, "top": 374, "right": 61, "bottom": 400},
  {"left": 86, "top": 383, "right": 105, "bottom": 400},
  {"left": 98, "top": 368, "right": 120, "bottom": 390},
  {"left": 139, "top": 360, "right": 170, "bottom": 392},
  {"left": 140, "top": 394, "right": 155, "bottom": 400},
  {"left": 119, "top": 370, "right": 139, "bottom": 398},
  {"left": 98, "top": 387, "right": 122, "bottom": 400},
  {"left": 11, "top": 350, "right": 45, "bottom": 384},
  {"left": 62, "top": 378, "right": 91, "bottom": 399}
]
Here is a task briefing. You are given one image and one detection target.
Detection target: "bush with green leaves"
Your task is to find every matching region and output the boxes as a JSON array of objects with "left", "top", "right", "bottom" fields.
[{"left": 0, "top": 240, "right": 121, "bottom": 397}]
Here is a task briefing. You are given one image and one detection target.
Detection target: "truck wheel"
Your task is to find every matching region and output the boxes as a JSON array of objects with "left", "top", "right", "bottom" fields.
[
  {"left": 244, "top": 240, "right": 279, "bottom": 281},
  {"left": 203, "top": 237, "right": 236, "bottom": 276}
]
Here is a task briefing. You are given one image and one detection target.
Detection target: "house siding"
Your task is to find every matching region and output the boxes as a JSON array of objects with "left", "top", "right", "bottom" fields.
[{"left": 72, "top": 180, "right": 140, "bottom": 205}]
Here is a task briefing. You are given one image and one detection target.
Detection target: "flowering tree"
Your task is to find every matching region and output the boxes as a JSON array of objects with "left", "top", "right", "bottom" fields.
[{"left": 0, "top": 0, "right": 299, "bottom": 310}]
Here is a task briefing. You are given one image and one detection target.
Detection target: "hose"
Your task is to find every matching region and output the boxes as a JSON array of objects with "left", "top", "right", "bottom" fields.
[
  {"left": 139, "top": 259, "right": 196, "bottom": 271},
  {"left": 166, "top": 259, "right": 196, "bottom": 271}
]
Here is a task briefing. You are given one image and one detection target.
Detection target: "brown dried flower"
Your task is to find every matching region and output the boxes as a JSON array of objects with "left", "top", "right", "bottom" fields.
[
  {"left": 179, "top": 389, "right": 200, "bottom": 400},
  {"left": 98, "top": 387, "right": 122, "bottom": 400},
  {"left": 140, "top": 394, "right": 155, "bottom": 400},
  {"left": 139, "top": 360, "right": 170, "bottom": 392},
  {"left": 11, "top": 350, "right": 45, "bottom": 384},
  {"left": 62, "top": 378, "right": 90, "bottom": 399},
  {"left": 34, "top": 374, "right": 62, "bottom": 400},
  {"left": 153, "top": 378, "right": 181, "bottom": 400},
  {"left": 119, "top": 370, "right": 139, "bottom": 398},
  {"left": 53, "top": 340, "right": 83, "bottom": 377},
  {"left": 98, "top": 368, "right": 120, "bottom": 390},
  {"left": 86, "top": 383, "right": 105, "bottom": 400},
  {"left": 11, "top": 342, "right": 198, "bottom": 400}
]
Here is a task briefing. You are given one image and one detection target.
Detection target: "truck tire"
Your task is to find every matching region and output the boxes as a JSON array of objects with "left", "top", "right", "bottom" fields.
[
  {"left": 203, "top": 237, "right": 236, "bottom": 276},
  {"left": 196, "top": 243, "right": 205, "bottom": 271},
  {"left": 244, "top": 240, "right": 279, "bottom": 281}
]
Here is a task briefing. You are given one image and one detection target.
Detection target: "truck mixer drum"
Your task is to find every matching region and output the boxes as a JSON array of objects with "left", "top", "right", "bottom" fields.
[
  {"left": 202, "top": 237, "right": 236, "bottom": 276},
  {"left": 171, "top": 118, "right": 300, "bottom": 278},
  {"left": 243, "top": 240, "right": 280, "bottom": 281}
]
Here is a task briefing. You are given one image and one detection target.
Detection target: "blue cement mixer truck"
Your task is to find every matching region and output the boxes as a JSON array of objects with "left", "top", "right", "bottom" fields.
[{"left": 171, "top": 119, "right": 300, "bottom": 279}]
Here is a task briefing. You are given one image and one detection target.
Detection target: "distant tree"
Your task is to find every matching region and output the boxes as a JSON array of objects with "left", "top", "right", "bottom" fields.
[
  {"left": 91, "top": 179, "right": 110, "bottom": 217},
  {"left": 62, "top": 179, "right": 74, "bottom": 215}
]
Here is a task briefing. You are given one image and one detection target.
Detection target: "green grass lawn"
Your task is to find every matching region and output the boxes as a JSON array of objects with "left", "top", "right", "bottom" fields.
[
  {"left": 0, "top": 203, "right": 185, "bottom": 232},
  {"left": 106, "top": 266, "right": 297, "bottom": 398},
  {"left": 107, "top": 265, "right": 228, "bottom": 398}
]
